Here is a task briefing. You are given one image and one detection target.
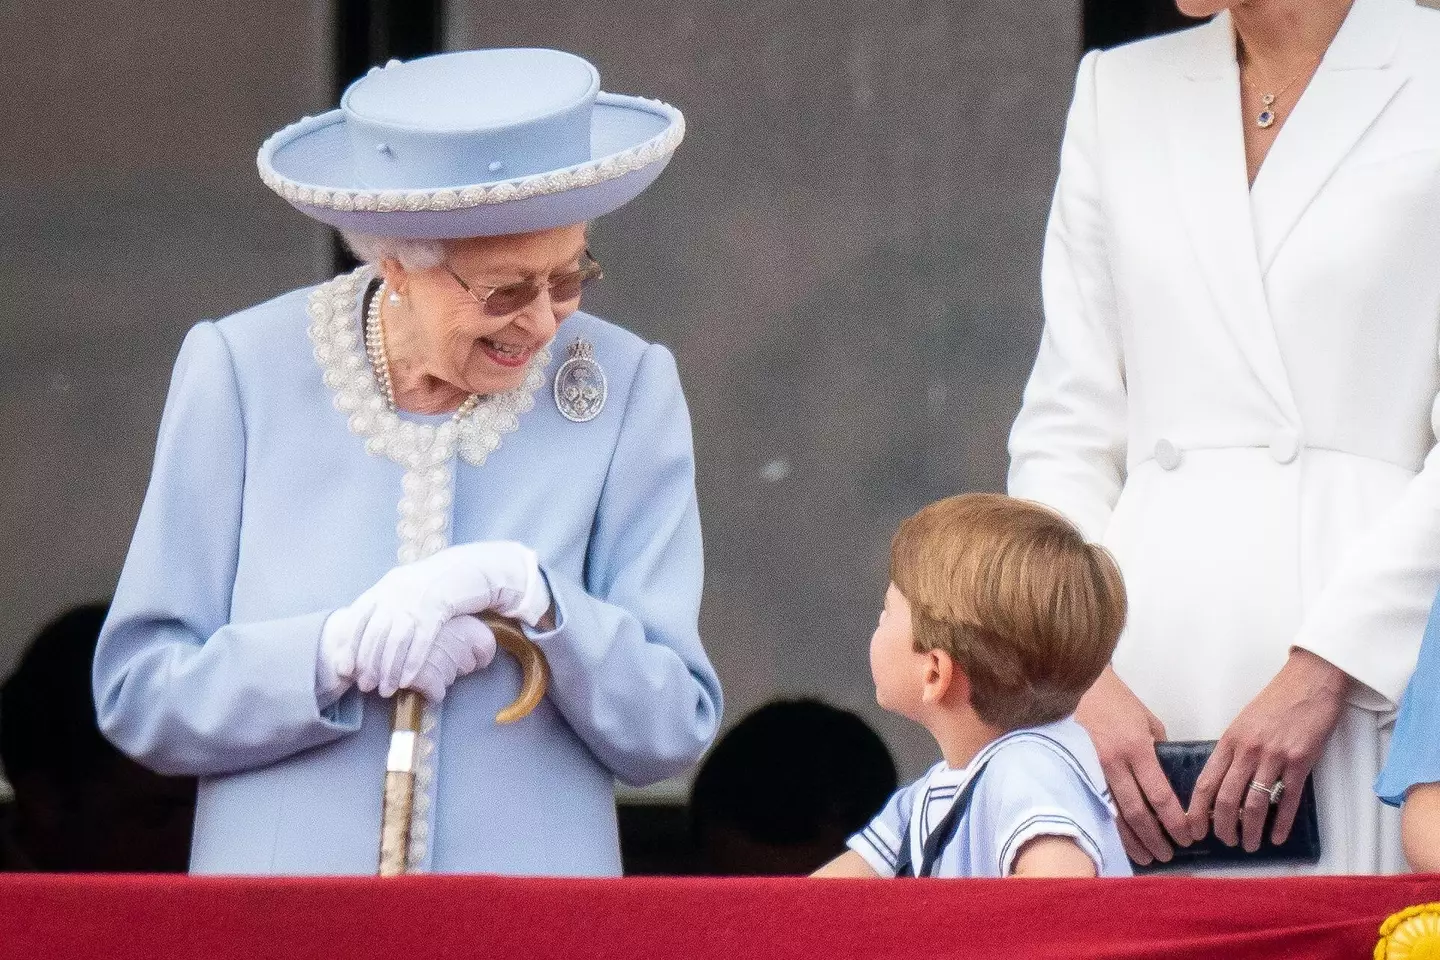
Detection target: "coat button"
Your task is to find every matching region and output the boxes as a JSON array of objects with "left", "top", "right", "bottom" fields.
[
  {"left": 1154, "top": 439, "right": 1182, "bottom": 471},
  {"left": 1269, "top": 431, "right": 1301, "bottom": 464}
]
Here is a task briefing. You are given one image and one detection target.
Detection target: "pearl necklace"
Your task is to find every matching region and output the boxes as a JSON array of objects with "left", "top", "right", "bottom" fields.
[
  {"left": 365, "top": 281, "right": 480, "bottom": 420},
  {"left": 310, "top": 270, "right": 549, "bottom": 471}
]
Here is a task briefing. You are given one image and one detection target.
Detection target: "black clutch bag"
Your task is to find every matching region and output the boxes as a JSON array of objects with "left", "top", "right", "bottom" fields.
[{"left": 1133, "top": 740, "right": 1322, "bottom": 870}]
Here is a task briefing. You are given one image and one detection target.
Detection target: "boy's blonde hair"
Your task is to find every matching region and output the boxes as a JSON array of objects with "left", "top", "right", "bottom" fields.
[{"left": 890, "top": 493, "right": 1126, "bottom": 731}]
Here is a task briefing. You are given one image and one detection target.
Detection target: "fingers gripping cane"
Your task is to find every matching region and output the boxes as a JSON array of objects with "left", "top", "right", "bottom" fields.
[{"left": 377, "top": 612, "right": 551, "bottom": 876}]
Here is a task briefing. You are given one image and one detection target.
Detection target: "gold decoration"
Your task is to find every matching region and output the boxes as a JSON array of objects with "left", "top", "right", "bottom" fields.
[{"left": 1376, "top": 903, "right": 1440, "bottom": 960}]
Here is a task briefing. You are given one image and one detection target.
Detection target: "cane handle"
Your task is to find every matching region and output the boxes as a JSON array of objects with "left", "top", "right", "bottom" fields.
[
  {"left": 377, "top": 616, "right": 549, "bottom": 875},
  {"left": 482, "top": 612, "right": 550, "bottom": 724}
]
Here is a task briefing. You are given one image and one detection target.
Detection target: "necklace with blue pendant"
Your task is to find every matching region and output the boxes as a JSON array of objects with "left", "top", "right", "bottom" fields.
[
  {"left": 1256, "top": 93, "right": 1278, "bottom": 129},
  {"left": 1245, "top": 51, "right": 1321, "bottom": 130}
]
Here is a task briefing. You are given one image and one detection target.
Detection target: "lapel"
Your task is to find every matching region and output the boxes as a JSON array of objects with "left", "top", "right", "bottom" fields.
[
  {"left": 1251, "top": 0, "right": 1411, "bottom": 271},
  {"left": 1167, "top": 14, "right": 1298, "bottom": 418}
]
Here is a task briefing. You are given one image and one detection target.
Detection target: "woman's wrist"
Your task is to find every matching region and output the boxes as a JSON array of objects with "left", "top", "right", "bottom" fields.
[{"left": 1287, "top": 646, "right": 1352, "bottom": 699}]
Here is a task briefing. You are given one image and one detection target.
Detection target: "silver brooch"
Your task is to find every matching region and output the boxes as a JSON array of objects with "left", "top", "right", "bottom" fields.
[{"left": 554, "top": 338, "right": 607, "bottom": 423}]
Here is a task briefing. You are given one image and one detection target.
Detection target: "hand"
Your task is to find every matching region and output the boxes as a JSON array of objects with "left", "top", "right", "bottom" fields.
[
  {"left": 317, "top": 612, "right": 359, "bottom": 704},
  {"left": 331, "top": 541, "right": 548, "bottom": 696},
  {"left": 407, "top": 615, "right": 497, "bottom": 703},
  {"left": 1075, "top": 666, "right": 1194, "bottom": 866},
  {"left": 321, "top": 610, "right": 498, "bottom": 702},
  {"left": 1185, "top": 648, "right": 1348, "bottom": 852}
]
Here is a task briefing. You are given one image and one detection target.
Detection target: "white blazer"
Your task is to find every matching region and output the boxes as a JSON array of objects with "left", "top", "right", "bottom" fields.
[{"left": 1008, "top": 0, "right": 1440, "bottom": 873}]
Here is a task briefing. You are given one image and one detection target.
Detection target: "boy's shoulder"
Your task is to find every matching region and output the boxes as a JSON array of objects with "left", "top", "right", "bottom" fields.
[
  {"left": 976, "top": 719, "right": 1111, "bottom": 803},
  {"left": 968, "top": 719, "right": 1116, "bottom": 845},
  {"left": 965, "top": 718, "right": 1126, "bottom": 877}
]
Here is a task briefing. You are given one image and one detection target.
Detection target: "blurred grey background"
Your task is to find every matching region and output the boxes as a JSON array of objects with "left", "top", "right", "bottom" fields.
[{"left": 2, "top": 0, "right": 1096, "bottom": 795}]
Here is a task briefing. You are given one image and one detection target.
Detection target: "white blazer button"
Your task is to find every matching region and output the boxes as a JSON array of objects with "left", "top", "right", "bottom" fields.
[
  {"left": 1269, "top": 431, "right": 1301, "bottom": 464},
  {"left": 1154, "top": 439, "right": 1182, "bottom": 471}
]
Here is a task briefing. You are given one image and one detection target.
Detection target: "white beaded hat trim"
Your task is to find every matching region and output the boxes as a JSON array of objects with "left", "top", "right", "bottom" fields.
[{"left": 258, "top": 94, "right": 685, "bottom": 215}]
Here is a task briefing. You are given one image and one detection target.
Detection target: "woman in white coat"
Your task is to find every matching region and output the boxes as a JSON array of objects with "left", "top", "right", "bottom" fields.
[{"left": 1008, "top": 0, "right": 1440, "bottom": 873}]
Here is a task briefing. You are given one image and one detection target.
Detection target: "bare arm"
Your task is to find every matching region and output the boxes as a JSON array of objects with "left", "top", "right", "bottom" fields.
[
  {"left": 811, "top": 850, "right": 882, "bottom": 878},
  {"left": 1403, "top": 783, "right": 1440, "bottom": 873},
  {"left": 1009, "top": 835, "right": 1099, "bottom": 878}
]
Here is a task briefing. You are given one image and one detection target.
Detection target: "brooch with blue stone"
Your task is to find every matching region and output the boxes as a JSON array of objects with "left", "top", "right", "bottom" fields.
[{"left": 554, "top": 338, "right": 607, "bottom": 423}]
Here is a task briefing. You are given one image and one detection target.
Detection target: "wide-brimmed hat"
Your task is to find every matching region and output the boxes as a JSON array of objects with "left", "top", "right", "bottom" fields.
[{"left": 257, "top": 48, "right": 684, "bottom": 239}]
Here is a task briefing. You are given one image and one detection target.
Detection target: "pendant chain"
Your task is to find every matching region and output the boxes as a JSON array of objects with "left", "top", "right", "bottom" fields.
[{"left": 1241, "top": 50, "right": 1323, "bottom": 129}]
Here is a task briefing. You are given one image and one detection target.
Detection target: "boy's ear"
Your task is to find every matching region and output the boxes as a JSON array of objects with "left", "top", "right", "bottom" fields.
[{"left": 922, "top": 649, "right": 967, "bottom": 706}]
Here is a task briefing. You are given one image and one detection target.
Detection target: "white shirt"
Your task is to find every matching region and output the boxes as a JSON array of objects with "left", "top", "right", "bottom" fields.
[{"left": 848, "top": 718, "right": 1131, "bottom": 878}]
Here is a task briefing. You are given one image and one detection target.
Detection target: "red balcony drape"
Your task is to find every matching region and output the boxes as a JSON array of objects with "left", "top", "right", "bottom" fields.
[{"left": 3, "top": 873, "right": 1439, "bottom": 959}]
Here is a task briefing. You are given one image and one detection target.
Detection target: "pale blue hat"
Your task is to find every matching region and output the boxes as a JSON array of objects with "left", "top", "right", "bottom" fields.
[{"left": 257, "top": 48, "right": 685, "bottom": 239}]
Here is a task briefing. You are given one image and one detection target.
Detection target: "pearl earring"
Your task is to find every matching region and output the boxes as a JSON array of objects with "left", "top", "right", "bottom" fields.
[{"left": 388, "top": 290, "right": 402, "bottom": 304}]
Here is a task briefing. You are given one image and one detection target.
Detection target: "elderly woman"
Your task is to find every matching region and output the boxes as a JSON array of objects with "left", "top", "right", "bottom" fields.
[
  {"left": 1008, "top": 0, "right": 1440, "bottom": 873},
  {"left": 92, "top": 48, "right": 721, "bottom": 875}
]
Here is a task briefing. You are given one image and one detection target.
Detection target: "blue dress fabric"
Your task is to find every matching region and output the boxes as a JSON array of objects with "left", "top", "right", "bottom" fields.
[
  {"left": 92, "top": 275, "right": 722, "bottom": 875},
  {"left": 1376, "top": 592, "right": 1440, "bottom": 807}
]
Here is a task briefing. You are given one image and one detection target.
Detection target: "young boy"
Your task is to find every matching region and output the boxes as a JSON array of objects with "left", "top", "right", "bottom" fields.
[{"left": 814, "top": 493, "right": 1131, "bottom": 879}]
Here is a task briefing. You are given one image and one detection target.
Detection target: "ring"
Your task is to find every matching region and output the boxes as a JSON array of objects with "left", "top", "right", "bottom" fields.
[{"left": 1249, "top": 779, "right": 1285, "bottom": 805}]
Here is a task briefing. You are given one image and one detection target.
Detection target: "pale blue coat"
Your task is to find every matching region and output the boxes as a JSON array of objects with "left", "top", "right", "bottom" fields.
[{"left": 93, "top": 280, "right": 722, "bottom": 875}]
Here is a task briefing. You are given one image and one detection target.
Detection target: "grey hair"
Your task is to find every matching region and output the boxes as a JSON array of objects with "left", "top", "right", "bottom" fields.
[{"left": 339, "top": 230, "right": 448, "bottom": 271}]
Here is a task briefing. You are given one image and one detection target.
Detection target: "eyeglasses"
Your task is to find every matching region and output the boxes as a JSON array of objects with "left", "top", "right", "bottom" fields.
[{"left": 443, "top": 249, "right": 604, "bottom": 318}]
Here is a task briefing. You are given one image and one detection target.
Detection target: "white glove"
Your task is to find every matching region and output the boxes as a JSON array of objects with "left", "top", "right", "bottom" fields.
[
  {"left": 317, "top": 611, "right": 498, "bottom": 703},
  {"left": 316, "top": 613, "right": 358, "bottom": 706},
  {"left": 407, "top": 615, "right": 497, "bottom": 702},
  {"left": 329, "top": 541, "right": 550, "bottom": 698}
]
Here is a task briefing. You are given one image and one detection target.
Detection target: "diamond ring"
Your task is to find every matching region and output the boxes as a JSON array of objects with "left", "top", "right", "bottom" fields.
[{"left": 1249, "top": 779, "right": 1285, "bottom": 805}]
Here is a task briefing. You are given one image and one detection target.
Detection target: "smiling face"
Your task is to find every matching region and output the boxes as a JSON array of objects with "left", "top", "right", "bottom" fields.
[{"left": 381, "top": 223, "right": 589, "bottom": 399}]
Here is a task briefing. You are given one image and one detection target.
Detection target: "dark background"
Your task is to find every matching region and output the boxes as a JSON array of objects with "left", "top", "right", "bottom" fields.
[{"left": 0, "top": 0, "right": 1197, "bottom": 810}]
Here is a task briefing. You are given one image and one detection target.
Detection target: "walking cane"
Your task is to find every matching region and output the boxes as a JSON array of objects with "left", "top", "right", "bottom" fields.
[{"left": 378, "top": 612, "right": 550, "bottom": 876}]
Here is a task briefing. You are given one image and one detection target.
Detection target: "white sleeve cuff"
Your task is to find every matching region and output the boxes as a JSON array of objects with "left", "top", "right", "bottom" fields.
[
  {"left": 512, "top": 548, "right": 554, "bottom": 626},
  {"left": 847, "top": 820, "right": 903, "bottom": 877},
  {"left": 997, "top": 810, "right": 1103, "bottom": 877}
]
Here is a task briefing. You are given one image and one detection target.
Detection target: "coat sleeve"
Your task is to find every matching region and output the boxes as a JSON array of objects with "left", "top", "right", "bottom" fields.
[
  {"left": 1374, "top": 593, "right": 1440, "bottom": 804},
  {"left": 1292, "top": 398, "right": 1440, "bottom": 710},
  {"left": 1006, "top": 50, "right": 1129, "bottom": 542},
  {"left": 93, "top": 322, "right": 361, "bottom": 777},
  {"left": 526, "top": 343, "right": 722, "bottom": 787}
]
